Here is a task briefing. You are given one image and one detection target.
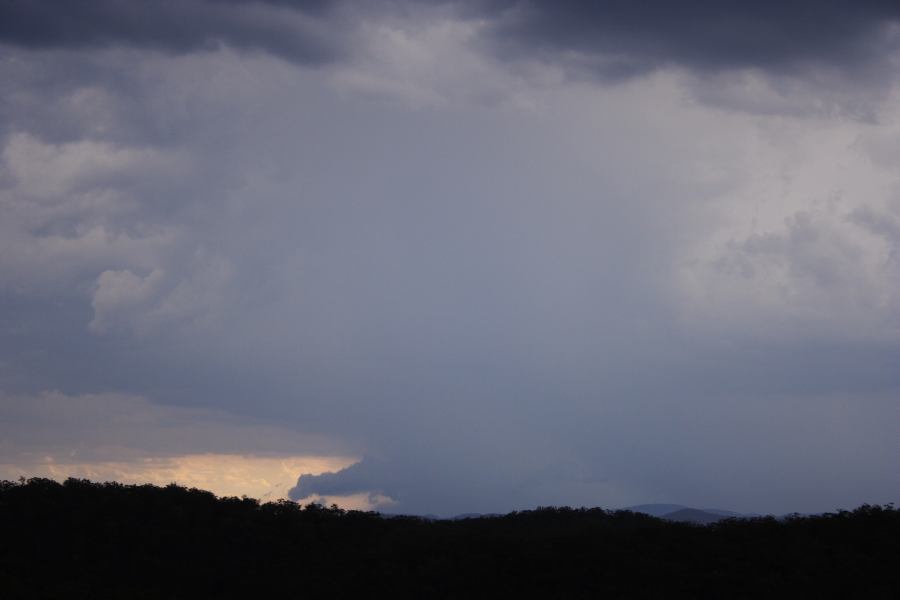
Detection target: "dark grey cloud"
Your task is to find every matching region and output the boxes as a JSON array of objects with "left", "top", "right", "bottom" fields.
[
  {"left": 482, "top": 1, "right": 900, "bottom": 80},
  {"left": 7, "top": 1, "right": 900, "bottom": 79},
  {"left": 0, "top": 0, "right": 341, "bottom": 65},
  {"left": 290, "top": 457, "right": 388, "bottom": 500}
]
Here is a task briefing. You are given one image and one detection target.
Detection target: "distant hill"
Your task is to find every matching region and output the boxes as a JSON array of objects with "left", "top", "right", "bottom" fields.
[
  {"left": 624, "top": 504, "right": 754, "bottom": 522},
  {"left": 703, "top": 508, "right": 753, "bottom": 518},
  {"left": 623, "top": 503, "right": 690, "bottom": 517}
]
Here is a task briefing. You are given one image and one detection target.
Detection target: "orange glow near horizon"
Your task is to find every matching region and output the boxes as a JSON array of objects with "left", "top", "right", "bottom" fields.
[{"left": 0, "top": 454, "right": 358, "bottom": 503}]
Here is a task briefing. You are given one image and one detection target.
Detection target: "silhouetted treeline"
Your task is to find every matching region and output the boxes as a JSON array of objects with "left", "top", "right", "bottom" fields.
[{"left": 1, "top": 478, "right": 897, "bottom": 598}]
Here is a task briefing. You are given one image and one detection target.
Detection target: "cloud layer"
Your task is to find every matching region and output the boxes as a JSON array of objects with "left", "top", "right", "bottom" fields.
[{"left": 1, "top": 2, "right": 898, "bottom": 514}]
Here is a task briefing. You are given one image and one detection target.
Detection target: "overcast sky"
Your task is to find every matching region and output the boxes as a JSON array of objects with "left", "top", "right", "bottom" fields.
[{"left": 1, "top": 0, "right": 898, "bottom": 516}]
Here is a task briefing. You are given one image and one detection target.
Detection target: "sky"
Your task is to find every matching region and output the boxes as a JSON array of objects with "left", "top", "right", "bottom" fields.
[{"left": 1, "top": 0, "right": 898, "bottom": 516}]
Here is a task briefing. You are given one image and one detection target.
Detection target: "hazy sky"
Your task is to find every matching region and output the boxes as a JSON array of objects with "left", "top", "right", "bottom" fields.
[{"left": 1, "top": 0, "right": 898, "bottom": 516}]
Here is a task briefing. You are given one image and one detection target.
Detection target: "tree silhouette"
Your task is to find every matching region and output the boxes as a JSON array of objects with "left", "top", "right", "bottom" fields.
[{"left": 0, "top": 478, "right": 897, "bottom": 598}]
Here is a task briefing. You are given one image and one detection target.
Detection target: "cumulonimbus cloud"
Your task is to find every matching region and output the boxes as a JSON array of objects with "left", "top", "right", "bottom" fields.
[{"left": 2, "top": 1, "right": 899, "bottom": 517}]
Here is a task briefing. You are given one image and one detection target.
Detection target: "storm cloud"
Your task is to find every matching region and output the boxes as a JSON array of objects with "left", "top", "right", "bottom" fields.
[
  {"left": 5, "top": 1, "right": 900, "bottom": 77},
  {"left": 1, "top": 2, "right": 898, "bottom": 514},
  {"left": 483, "top": 0, "right": 900, "bottom": 78},
  {"left": 0, "top": 0, "right": 341, "bottom": 64}
]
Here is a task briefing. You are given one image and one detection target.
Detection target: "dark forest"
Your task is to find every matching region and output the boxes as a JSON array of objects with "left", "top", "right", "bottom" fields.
[{"left": 1, "top": 478, "right": 897, "bottom": 598}]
